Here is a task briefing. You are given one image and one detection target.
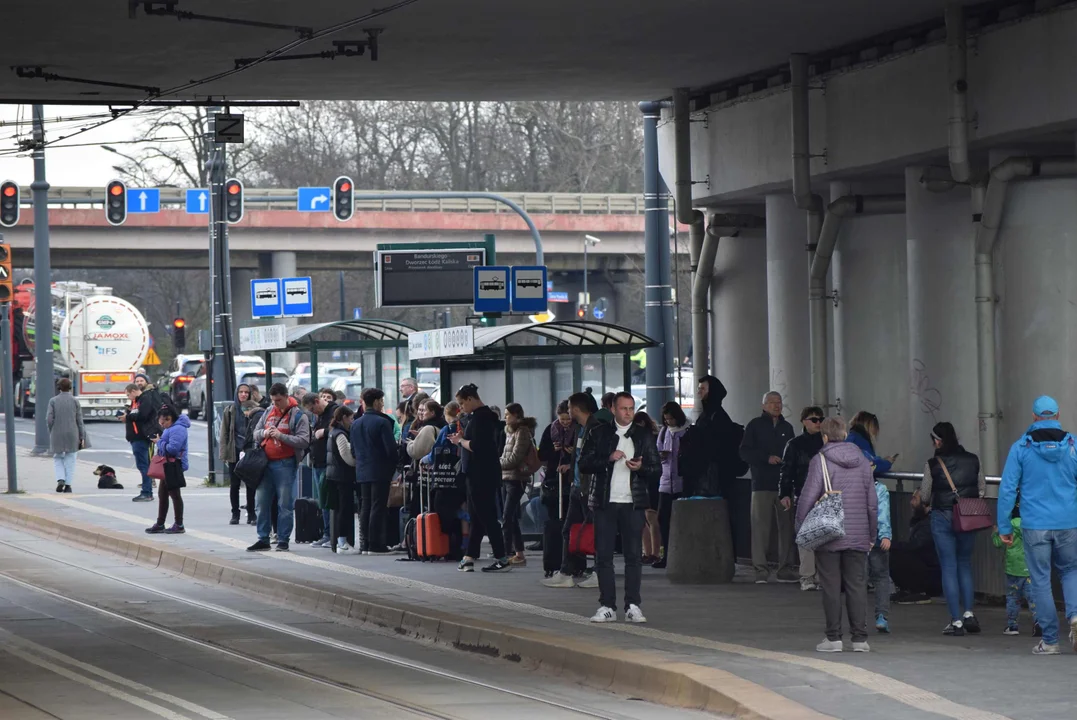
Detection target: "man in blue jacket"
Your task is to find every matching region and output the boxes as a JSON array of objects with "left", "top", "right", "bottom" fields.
[
  {"left": 351, "top": 388, "right": 397, "bottom": 554},
  {"left": 997, "top": 395, "right": 1077, "bottom": 655}
]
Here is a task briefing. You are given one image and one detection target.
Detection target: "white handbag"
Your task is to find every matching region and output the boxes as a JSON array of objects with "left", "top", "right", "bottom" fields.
[{"left": 795, "top": 455, "right": 846, "bottom": 550}]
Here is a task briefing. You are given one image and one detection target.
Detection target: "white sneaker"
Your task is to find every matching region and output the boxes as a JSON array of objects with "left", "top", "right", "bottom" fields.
[
  {"left": 800, "top": 578, "right": 817, "bottom": 592},
  {"left": 852, "top": 641, "right": 870, "bottom": 653},
  {"left": 541, "top": 572, "right": 576, "bottom": 588},
  {"left": 335, "top": 542, "right": 361, "bottom": 556},
  {"left": 577, "top": 572, "right": 599, "bottom": 589},
  {"left": 816, "top": 639, "right": 843, "bottom": 653},
  {"left": 590, "top": 606, "right": 617, "bottom": 623},
  {"left": 625, "top": 604, "right": 647, "bottom": 624},
  {"left": 310, "top": 538, "right": 329, "bottom": 548}
]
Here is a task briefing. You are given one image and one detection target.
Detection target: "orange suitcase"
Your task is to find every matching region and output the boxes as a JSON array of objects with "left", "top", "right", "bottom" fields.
[{"left": 415, "top": 466, "right": 451, "bottom": 559}]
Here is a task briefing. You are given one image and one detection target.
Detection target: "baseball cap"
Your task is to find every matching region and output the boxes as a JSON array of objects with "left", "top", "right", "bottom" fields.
[{"left": 1033, "top": 395, "right": 1059, "bottom": 418}]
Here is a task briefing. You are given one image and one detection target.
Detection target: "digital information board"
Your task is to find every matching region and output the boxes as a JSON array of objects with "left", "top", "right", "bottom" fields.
[{"left": 376, "top": 247, "right": 488, "bottom": 307}]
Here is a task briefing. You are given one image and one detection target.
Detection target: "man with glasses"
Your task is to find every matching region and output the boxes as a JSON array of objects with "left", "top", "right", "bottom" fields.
[{"left": 780, "top": 406, "right": 826, "bottom": 590}]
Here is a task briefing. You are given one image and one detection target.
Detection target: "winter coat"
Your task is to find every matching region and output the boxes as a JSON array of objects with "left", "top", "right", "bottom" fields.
[
  {"left": 998, "top": 419, "right": 1077, "bottom": 534},
  {"left": 310, "top": 401, "right": 339, "bottom": 469},
  {"left": 681, "top": 376, "right": 747, "bottom": 495},
  {"left": 423, "top": 420, "right": 460, "bottom": 465},
  {"left": 47, "top": 391, "right": 85, "bottom": 454},
  {"left": 408, "top": 424, "right": 440, "bottom": 462},
  {"left": 923, "top": 447, "right": 982, "bottom": 510},
  {"left": 579, "top": 419, "right": 661, "bottom": 511},
  {"left": 739, "top": 412, "right": 795, "bottom": 492},
  {"left": 500, "top": 418, "right": 537, "bottom": 483},
  {"left": 875, "top": 481, "right": 892, "bottom": 541},
  {"left": 796, "top": 441, "right": 877, "bottom": 552},
  {"left": 156, "top": 415, "right": 191, "bottom": 471},
  {"left": 538, "top": 420, "right": 578, "bottom": 498},
  {"left": 847, "top": 427, "right": 893, "bottom": 476},
  {"left": 460, "top": 405, "right": 501, "bottom": 487},
  {"left": 779, "top": 430, "right": 824, "bottom": 500},
  {"left": 124, "top": 389, "right": 160, "bottom": 443},
  {"left": 657, "top": 424, "right": 687, "bottom": 494},
  {"left": 350, "top": 409, "right": 397, "bottom": 484},
  {"left": 218, "top": 385, "right": 258, "bottom": 463},
  {"left": 326, "top": 426, "right": 355, "bottom": 486}
]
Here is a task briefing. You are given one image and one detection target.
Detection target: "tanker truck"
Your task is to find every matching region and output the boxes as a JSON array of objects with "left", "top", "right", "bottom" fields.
[{"left": 13, "top": 281, "right": 151, "bottom": 420}]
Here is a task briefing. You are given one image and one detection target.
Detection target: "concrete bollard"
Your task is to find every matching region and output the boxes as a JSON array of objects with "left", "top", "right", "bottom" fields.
[{"left": 666, "top": 498, "right": 736, "bottom": 584}]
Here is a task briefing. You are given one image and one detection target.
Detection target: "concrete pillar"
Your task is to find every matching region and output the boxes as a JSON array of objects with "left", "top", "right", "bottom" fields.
[
  {"left": 712, "top": 230, "right": 768, "bottom": 425},
  {"left": 905, "top": 167, "right": 978, "bottom": 458},
  {"left": 765, "top": 194, "right": 811, "bottom": 416},
  {"left": 994, "top": 173, "right": 1077, "bottom": 458},
  {"left": 832, "top": 182, "right": 913, "bottom": 467},
  {"left": 271, "top": 251, "right": 298, "bottom": 371}
]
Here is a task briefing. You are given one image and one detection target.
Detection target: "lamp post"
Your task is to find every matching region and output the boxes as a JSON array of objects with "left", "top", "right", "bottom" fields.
[{"left": 583, "top": 234, "right": 602, "bottom": 312}]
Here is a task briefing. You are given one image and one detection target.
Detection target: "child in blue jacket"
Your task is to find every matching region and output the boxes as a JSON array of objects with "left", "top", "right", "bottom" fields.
[{"left": 870, "top": 481, "right": 892, "bottom": 633}]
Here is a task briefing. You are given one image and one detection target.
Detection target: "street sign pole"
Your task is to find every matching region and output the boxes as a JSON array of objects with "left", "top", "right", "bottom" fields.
[
  {"left": 1, "top": 303, "right": 17, "bottom": 492},
  {"left": 30, "top": 105, "right": 54, "bottom": 456}
]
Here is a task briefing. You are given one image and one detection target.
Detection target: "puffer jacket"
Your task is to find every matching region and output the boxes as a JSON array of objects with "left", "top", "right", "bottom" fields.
[
  {"left": 157, "top": 415, "right": 191, "bottom": 472},
  {"left": 500, "top": 418, "right": 537, "bottom": 483},
  {"left": 795, "top": 441, "right": 877, "bottom": 552}
]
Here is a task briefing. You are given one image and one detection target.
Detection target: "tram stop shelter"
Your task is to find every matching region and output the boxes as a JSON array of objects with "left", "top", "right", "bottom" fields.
[
  {"left": 425, "top": 321, "right": 657, "bottom": 422},
  {"left": 258, "top": 319, "right": 416, "bottom": 410}
]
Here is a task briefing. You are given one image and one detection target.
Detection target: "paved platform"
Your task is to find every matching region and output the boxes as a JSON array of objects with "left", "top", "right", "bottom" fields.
[{"left": 1, "top": 449, "right": 1071, "bottom": 720}]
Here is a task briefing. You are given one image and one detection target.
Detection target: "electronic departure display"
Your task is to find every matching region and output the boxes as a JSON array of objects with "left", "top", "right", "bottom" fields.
[{"left": 376, "top": 247, "right": 488, "bottom": 307}]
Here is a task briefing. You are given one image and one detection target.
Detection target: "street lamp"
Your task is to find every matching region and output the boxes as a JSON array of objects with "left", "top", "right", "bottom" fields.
[{"left": 583, "top": 234, "right": 602, "bottom": 313}]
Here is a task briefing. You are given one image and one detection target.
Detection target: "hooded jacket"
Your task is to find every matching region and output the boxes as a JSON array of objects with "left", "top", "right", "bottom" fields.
[
  {"left": 796, "top": 441, "right": 877, "bottom": 552},
  {"left": 682, "top": 376, "right": 747, "bottom": 488},
  {"left": 739, "top": 411, "right": 795, "bottom": 492},
  {"left": 219, "top": 384, "right": 258, "bottom": 463},
  {"left": 579, "top": 417, "right": 661, "bottom": 511},
  {"left": 157, "top": 414, "right": 191, "bottom": 471},
  {"left": 998, "top": 420, "right": 1077, "bottom": 534},
  {"left": 500, "top": 417, "right": 538, "bottom": 483},
  {"left": 310, "top": 400, "right": 339, "bottom": 469},
  {"left": 847, "top": 427, "right": 893, "bottom": 476}
]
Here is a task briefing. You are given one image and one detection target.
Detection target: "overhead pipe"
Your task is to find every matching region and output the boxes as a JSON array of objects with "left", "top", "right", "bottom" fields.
[
  {"left": 808, "top": 194, "right": 906, "bottom": 407},
  {"left": 674, "top": 88, "right": 710, "bottom": 378},
  {"left": 945, "top": 3, "right": 971, "bottom": 184},
  {"left": 972, "top": 156, "right": 1076, "bottom": 473},
  {"left": 692, "top": 221, "right": 721, "bottom": 377}
]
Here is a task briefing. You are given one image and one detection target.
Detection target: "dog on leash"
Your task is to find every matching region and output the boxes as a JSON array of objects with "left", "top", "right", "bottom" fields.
[{"left": 93, "top": 465, "right": 124, "bottom": 490}]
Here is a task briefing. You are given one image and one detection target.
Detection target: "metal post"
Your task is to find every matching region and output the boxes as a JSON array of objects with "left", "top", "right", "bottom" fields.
[
  {"left": 2, "top": 304, "right": 18, "bottom": 492},
  {"left": 339, "top": 270, "right": 346, "bottom": 321},
  {"left": 204, "top": 350, "right": 215, "bottom": 484},
  {"left": 30, "top": 105, "right": 54, "bottom": 456},
  {"left": 640, "top": 102, "right": 676, "bottom": 413},
  {"left": 583, "top": 239, "right": 588, "bottom": 309}
]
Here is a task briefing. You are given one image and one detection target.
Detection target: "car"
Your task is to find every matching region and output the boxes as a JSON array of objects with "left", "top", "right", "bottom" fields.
[
  {"left": 330, "top": 377, "right": 364, "bottom": 408},
  {"left": 186, "top": 356, "right": 269, "bottom": 419},
  {"left": 163, "top": 354, "right": 205, "bottom": 410},
  {"left": 289, "top": 364, "right": 358, "bottom": 393}
]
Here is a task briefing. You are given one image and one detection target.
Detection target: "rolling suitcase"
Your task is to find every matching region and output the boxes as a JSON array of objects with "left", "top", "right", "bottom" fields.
[
  {"left": 415, "top": 465, "right": 451, "bottom": 560},
  {"left": 294, "top": 498, "right": 322, "bottom": 543}
]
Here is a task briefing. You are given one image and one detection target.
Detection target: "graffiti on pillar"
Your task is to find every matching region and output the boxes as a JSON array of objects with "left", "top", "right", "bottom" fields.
[
  {"left": 770, "top": 367, "right": 789, "bottom": 404},
  {"left": 910, "top": 359, "right": 942, "bottom": 420}
]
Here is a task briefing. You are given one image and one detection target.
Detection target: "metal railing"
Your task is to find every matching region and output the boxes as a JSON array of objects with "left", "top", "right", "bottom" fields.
[
  {"left": 26, "top": 187, "right": 652, "bottom": 215},
  {"left": 878, "top": 471, "right": 1002, "bottom": 497}
]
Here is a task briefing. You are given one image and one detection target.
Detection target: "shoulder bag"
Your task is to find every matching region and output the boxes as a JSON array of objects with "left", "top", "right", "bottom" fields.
[
  {"left": 795, "top": 455, "right": 846, "bottom": 550},
  {"left": 938, "top": 459, "right": 993, "bottom": 533}
]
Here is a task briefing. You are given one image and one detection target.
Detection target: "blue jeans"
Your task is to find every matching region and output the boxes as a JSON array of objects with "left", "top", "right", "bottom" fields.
[
  {"left": 1022, "top": 528, "right": 1077, "bottom": 645},
  {"left": 256, "top": 458, "right": 297, "bottom": 543},
  {"left": 130, "top": 440, "right": 152, "bottom": 495},
  {"left": 931, "top": 508, "right": 976, "bottom": 620},
  {"left": 53, "top": 451, "right": 78, "bottom": 485},
  {"left": 1006, "top": 574, "right": 1034, "bottom": 628},
  {"left": 312, "top": 467, "right": 330, "bottom": 540}
]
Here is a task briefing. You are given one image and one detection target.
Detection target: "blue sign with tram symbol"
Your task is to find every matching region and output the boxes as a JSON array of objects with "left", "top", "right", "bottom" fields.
[{"left": 473, "top": 266, "right": 511, "bottom": 313}]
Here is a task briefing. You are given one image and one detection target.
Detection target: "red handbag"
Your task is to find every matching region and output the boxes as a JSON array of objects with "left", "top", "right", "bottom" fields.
[
  {"left": 938, "top": 460, "right": 993, "bottom": 533},
  {"left": 148, "top": 454, "right": 168, "bottom": 480},
  {"left": 568, "top": 522, "right": 595, "bottom": 556}
]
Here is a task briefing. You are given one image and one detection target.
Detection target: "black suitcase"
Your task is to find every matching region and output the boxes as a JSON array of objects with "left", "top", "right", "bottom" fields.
[{"left": 294, "top": 498, "right": 322, "bottom": 543}]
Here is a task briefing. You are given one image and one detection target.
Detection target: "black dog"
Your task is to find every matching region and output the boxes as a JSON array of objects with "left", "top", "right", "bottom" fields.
[{"left": 93, "top": 465, "right": 124, "bottom": 490}]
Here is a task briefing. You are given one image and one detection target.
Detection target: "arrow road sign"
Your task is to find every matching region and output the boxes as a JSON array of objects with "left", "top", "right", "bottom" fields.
[
  {"left": 185, "top": 189, "right": 209, "bottom": 214},
  {"left": 297, "top": 187, "right": 331, "bottom": 212},
  {"left": 126, "top": 187, "right": 160, "bottom": 214},
  {"left": 0, "top": 265, "right": 8, "bottom": 280}
]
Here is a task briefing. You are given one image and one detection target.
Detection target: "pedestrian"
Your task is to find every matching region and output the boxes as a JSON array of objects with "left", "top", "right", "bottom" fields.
[
  {"left": 500, "top": 403, "right": 537, "bottom": 567},
  {"left": 47, "top": 377, "right": 86, "bottom": 493},
  {"left": 134, "top": 372, "right": 169, "bottom": 414},
  {"left": 779, "top": 405, "right": 825, "bottom": 590},
  {"left": 654, "top": 401, "right": 688, "bottom": 569},
  {"left": 680, "top": 375, "right": 746, "bottom": 498},
  {"left": 997, "top": 395, "right": 1077, "bottom": 654},
  {"left": 889, "top": 492, "right": 943, "bottom": 603},
  {"left": 309, "top": 388, "right": 340, "bottom": 548},
  {"left": 450, "top": 383, "right": 513, "bottom": 573},
  {"left": 579, "top": 391, "right": 660, "bottom": 623},
  {"left": 246, "top": 383, "right": 311, "bottom": 552},
  {"left": 219, "top": 383, "right": 258, "bottom": 524},
  {"left": 542, "top": 392, "right": 603, "bottom": 589},
  {"left": 992, "top": 502, "right": 1042, "bottom": 637},
  {"left": 739, "top": 391, "right": 797, "bottom": 584},
  {"left": 870, "top": 472, "right": 893, "bottom": 633},
  {"left": 537, "top": 401, "right": 578, "bottom": 577},
  {"left": 596, "top": 392, "right": 616, "bottom": 424},
  {"left": 123, "top": 382, "right": 159, "bottom": 502},
  {"left": 847, "top": 411, "right": 897, "bottom": 475},
  {"left": 145, "top": 405, "right": 189, "bottom": 535},
  {"left": 919, "top": 421, "right": 986, "bottom": 637},
  {"left": 327, "top": 406, "right": 358, "bottom": 554},
  {"left": 351, "top": 387, "right": 397, "bottom": 554},
  {"left": 423, "top": 401, "right": 467, "bottom": 559},
  {"left": 399, "top": 377, "right": 418, "bottom": 405},
  {"left": 795, "top": 416, "right": 876, "bottom": 653},
  {"left": 634, "top": 411, "right": 662, "bottom": 565}
]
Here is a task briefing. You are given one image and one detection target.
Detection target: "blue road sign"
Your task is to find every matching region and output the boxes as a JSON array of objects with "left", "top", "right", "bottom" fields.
[
  {"left": 353, "top": 307, "right": 363, "bottom": 320},
  {"left": 473, "top": 266, "right": 511, "bottom": 313},
  {"left": 548, "top": 291, "right": 569, "bottom": 303},
  {"left": 185, "top": 189, "right": 209, "bottom": 214},
  {"left": 511, "top": 265, "right": 548, "bottom": 313},
  {"left": 251, "top": 278, "right": 283, "bottom": 319},
  {"left": 297, "top": 187, "right": 332, "bottom": 212},
  {"left": 282, "top": 277, "right": 314, "bottom": 317},
  {"left": 593, "top": 307, "right": 606, "bottom": 320},
  {"left": 127, "top": 188, "right": 160, "bottom": 214}
]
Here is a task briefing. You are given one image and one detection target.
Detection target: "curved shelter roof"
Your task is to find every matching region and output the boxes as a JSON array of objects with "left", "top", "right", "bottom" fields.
[
  {"left": 471, "top": 321, "right": 656, "bottom": 352},
  {"left": 284, "top": 319, "right": 414, "bottom": 350}
]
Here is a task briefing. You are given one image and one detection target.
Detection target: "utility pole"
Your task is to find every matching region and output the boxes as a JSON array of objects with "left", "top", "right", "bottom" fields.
[
  {"left": 1, "top": 233, "right": 17, "bottom": 491},
  {"left": 30, "top": 105, "right": 54, "bottom": 456}
]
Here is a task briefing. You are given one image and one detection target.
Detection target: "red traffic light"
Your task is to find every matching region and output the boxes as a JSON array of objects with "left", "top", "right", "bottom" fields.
[
  {"left": 2, "top": 185, "right": 15, "bottom": 198},
  {"left": 576, "top": 307, "right": 586, "bottom": 319},
  {"left": 172, "top": 318, "right": 186, "bottom": 329},
  {"left": 227, "top": 182, "right": 241, "bottom": 195},
  {"left": 339, "top": 181, "right": 352, "bottom": 193},
  {"left": 109, "top": 184, "right": 124, "bottom": 196}
]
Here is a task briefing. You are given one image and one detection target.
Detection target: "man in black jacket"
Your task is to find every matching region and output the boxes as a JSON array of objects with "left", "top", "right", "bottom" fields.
[
  {"left": 779, "top": 405, "right": 825, "bottom": 590},
  {"left": 309, "top": 388, "right": 339, "bottom": 548},
  {"left": 739, "top": 391, "right": 796, "bottom": 584},
  {"left": 124, "top": 382, "right": 160, "bottom": 502},
  {"left": 579, "top": 392, "right": 661, "bottom": 624}
]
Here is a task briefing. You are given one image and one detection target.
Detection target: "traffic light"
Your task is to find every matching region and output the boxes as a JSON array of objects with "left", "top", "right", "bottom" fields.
[
  {"left": 0, "top": 181, "right": 19, "bottom": 227},
  {"left": 105, "top": 179, "right": 127, "bottom": 226},
  {"left": 576, "top": 304, "right": 587, "bottom": 319},
  {"left": 333, "top": 175, "right": 353, "bottom": 222},
  {"left": 172, "top": 318, "right": 186, "bottom": 352},
  {"left": 224, "top": 178, "right": 244, "bottom": 224},
  {"left": 0, "top": 242, "right": 12, "bottom": 304}
]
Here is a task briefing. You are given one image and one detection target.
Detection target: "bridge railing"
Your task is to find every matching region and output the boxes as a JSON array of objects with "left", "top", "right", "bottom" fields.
[{"left": 36, "top": 187, "right": 651, "bottom": 215}]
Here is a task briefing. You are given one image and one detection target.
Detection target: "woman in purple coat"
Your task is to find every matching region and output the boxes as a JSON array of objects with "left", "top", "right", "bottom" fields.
[{"left": 796, "top": 416, "right": 877, "bottom": 653}]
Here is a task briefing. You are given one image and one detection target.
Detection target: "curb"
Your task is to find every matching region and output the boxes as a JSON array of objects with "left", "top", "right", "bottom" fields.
[{"left": 0, "top": 501, "right": 833, "bottom": 720}]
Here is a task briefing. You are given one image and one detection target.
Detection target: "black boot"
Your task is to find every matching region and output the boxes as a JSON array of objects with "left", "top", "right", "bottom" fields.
[
  {"left": 247, "top": 514, "right": 256, "bottom": 525},
  {"left": 230, "top": 510, "right": 240, "bottom": 525}
]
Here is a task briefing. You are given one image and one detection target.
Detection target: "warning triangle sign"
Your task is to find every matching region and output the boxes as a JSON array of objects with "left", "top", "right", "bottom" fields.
[{"left": 143, "top": 347, "right": 162, "bottom": 366}]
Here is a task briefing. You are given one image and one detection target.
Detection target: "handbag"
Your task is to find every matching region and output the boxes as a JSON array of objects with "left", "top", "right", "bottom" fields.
[
  {"left": 938, "top": 459, "right": 993, "bottom": 533},
  {"left": 523, "top": 441, "right": 542, "bottom": 475},
  {"left": 387, "top": 469, "right": 405, "bottom": 508},
  {"left": 147, "top": 454, "right": 168, "bottom": 481},
  {"left": 234, "top": 445, "right": 268, "bottom": 489},
  {"left": 568, "top": 521, "right": 595, "bottom": 556},
  {"left": 163, "top": 458, "right": 186, "bottom": 490},
  {"left": 795, "top": 455, "right": 846, "bottom": 550}
]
